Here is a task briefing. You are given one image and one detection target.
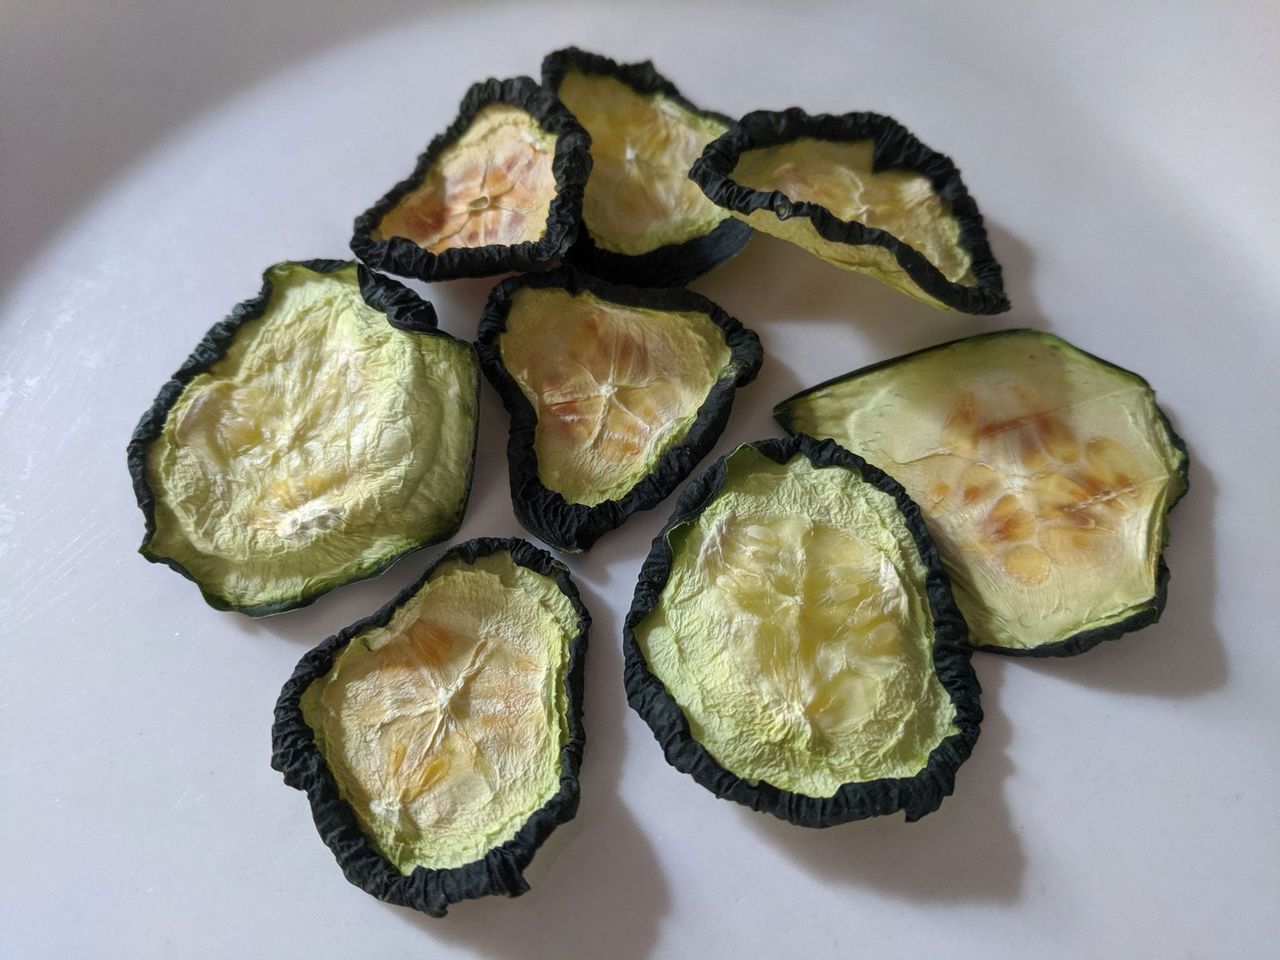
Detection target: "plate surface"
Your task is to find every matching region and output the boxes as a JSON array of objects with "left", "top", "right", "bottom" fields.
[{"left": 2, "top": 2, "right": 1278, "bottom": 957}]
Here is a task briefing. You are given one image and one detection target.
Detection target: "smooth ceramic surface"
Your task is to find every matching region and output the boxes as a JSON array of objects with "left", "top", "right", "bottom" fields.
[{"left": 2, "top": 2, "right": 1278, "bottom": 957}]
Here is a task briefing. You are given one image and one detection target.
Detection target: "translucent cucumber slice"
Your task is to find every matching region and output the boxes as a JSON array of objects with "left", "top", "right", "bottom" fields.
[
  {"left": 775, "top": 329, "right": 1189, "bottom": 655},
  {"left": 351, "top": 77, "right": 590, "bottom": 281},
  {"left": 543, "top": 48, "right": 751, "bottom": 285}
]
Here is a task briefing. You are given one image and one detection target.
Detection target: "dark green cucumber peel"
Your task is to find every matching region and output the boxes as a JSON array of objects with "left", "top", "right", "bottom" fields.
[
  {"left": 271, "top": 538, "right": 590, "bottom": 917},
  {"left": 127, "top": 260, "right": 479, "bottom": 616},
  {"left": 476, "top": 267, "right": 763, "bottom": 553},
  {"left": 623, "top": 435, "right": 982, "bottom": 826},
  {"left": 690, "top": 108, "right": 1009, "bottom": 314},
  {"left": 351, "top": 76, "right": 591, "bottom": 282}
]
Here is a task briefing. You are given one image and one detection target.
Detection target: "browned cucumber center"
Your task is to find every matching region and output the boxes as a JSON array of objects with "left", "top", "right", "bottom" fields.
[
  {"left": 776, "top": 331, "right": 1187, "bottom": 652},
  {"left": 500, "top": 287, "right": 731, "bottom": 506},
  {"left": 301, "top": 551, "right": 578, "bottom": 873},
  {"left": 377, "top": 105, "right": 558, "bottom": 252}
]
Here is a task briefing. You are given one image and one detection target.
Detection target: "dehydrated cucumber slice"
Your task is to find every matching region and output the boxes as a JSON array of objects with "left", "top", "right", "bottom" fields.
[
  {"left": 775, "top": 329, "right": 1189, "bottom": 656},
  {"left": 351, "top": 77, "right": 590, "bottom": 282},
  {"left": 690, "top": 108, "right": 1009, "bottom": 313},
  {"left": 624, "top": 437, "right": 980, "bottom": 825},
  {"left": 477, "top": 268, "right": 762, "bottom": 552},
  {"left": 542, "top": 47, "right": 751, "bottom": 286},
  {"left": 128, "top": 260, "right": 479, "bottom": 615},
  {"left": 272, "top": 538, "right": 589, "bottom": 917}
]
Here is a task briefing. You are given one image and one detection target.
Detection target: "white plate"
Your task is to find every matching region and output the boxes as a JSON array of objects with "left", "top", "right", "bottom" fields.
[{"left": 3, "top": 3, "right": 1278, "bottom": 957}]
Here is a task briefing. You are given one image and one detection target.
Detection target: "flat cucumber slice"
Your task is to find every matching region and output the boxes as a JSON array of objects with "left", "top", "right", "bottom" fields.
[
  {"left": 543, "top": 47, "right": 751, "bottom": 285},
  {"left": 272, "top": 538, "right": 589, "bottom": 916},
  {"left": 625, "top": 436, "right": 980, "bottom": 825},
  {"left": 478, "top": 268, "right": 762, "bottom": 552},
  {"left": 776, "top": 329, "right": 1189, "bottom": 655},
  {"left": 128, "top": 260, "right": 479, "bottom": 615},
  {"left": 351, "top": 77, "right": 590, "bottom": 281}
]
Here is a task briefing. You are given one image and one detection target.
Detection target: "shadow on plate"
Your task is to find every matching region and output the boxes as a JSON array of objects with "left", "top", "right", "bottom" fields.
[
  {"left": 694, "top": 220, "right": 1044, "bottom": 407},
  {"left": 391, "top": 575, "right": 672, "bottom": 958},
  {"left": 739, "top": 660, "right": 1024, "bottom": 904}
]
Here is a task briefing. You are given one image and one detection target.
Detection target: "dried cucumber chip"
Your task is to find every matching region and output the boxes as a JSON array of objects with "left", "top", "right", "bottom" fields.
[
  {"left": 477, "top": 268, "right": 762, "bottom": 552},
  {"left": 691, "top": 108, "right": 1009, "bottom": 313},
  {"left": 272, "top": 538, "right": 589, "bottom": 916},
  {"left": 128, "top": 261, "right": 479, "bottom": 615},
  {"left": 351, "top": 77, "right": 590, "bottom": 282},
  {"left": 542, "top": 47, "right": 751, "bottom": 286},
  {"left": 625, "top": 437, "right": 980, "bottom": 825},
  {"left": 775, "top": 330, "right": 1189, "bottom": 655}
]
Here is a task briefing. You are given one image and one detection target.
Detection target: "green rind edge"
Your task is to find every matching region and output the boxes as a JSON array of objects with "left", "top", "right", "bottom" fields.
[
  {"left": 689, "top": 107, "right": 1010, "bottom": 314},
  {"left": 270, "top": 537, "right": 590, "bottom": 917},
  {"left": 623, "top": 434, "right": 982, "bottom": 826},
  {"left": 125, "top": 259, "right": 480, "bottom": 617},
  {"left": 476, "top": 266, "right": 764, "bottom": 553},
  {"left": 773, "top": 328, "right": 1190, "bottom": 657}
]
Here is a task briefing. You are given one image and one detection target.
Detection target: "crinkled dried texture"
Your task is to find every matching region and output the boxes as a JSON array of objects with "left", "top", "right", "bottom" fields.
[
  {"left": 299, "top": 551, "right": 578, "bottom": 874},
  {"left": 691, "top": 109, "right": 1008, "bottom": 314},
  {"left": 776, "top": 330, "right": 1189, "bottom": 654},
  {"left": 500, "top": 287, "right": 732, "bottom": 506},
  {"left": 272, "top": 537, "right": 589, "bottom": 916},
  {"left": 636, "top": 448, "right": 957, "bottom": 796},
  {"left": 351, "top": 77, "right": 590, "bottom": 283},
  {"left": 478, "top": 270, "right": 763, "bottom": 553},
  {"left": 557, "top": 71, "right": 731, "bottom": 256},
  {"left": 376, "top": 105, "right": 558, "bottom": 253},
  {"left": 143, "top": 264, "right": 478, "bottom": 612},
  {"left": 733, "top": 138, "right": 975, "bottom": 303},
  {"left": 624, "top": 436, "right": 979, "bottom": 825}
]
